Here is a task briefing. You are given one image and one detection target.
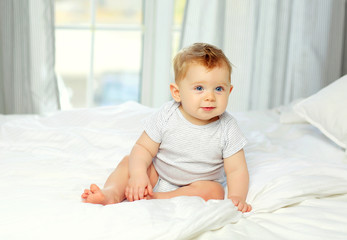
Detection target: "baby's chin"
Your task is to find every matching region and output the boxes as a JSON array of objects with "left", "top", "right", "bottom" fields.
[
  {"left": 196, "top": 114, "right": 220, "bottom": 124},
  {"left": 199, "top": 109, "right": 223, "bottom": 118}
]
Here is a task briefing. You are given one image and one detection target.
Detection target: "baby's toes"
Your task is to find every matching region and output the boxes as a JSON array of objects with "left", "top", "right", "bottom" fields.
[
  {"left": 81, "top": 189, "right": 91, "bottom": 199},
  {"left": 84, "top": 189, "right": 91, "bottom": 194},
  {"left": 90, "top": 184, "right": 101, "bottom": 193}
]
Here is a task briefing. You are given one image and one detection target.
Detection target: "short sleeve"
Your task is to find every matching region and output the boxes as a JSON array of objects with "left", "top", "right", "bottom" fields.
[
  {"left": 143, "top": 101, "right": 177, "bottom": 143},
  {"left": 222, "top": 116, "right": 247, "bottom": 159}
]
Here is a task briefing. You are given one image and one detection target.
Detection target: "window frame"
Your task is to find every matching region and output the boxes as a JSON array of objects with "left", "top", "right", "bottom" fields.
[{"left": 55, "top": 0, "right": 180, "bottom": 108}]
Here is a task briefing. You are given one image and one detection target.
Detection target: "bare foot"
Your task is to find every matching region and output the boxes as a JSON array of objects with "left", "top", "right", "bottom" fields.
[{"left": 81, "top": 184, "right": 117, "bottom": 205}]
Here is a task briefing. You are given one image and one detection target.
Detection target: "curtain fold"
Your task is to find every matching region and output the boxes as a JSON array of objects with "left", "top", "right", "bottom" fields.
[
  {"left": 0, "top": 0, "right": 60, "bottom": 114},
  {"left": 181, "top": 0, "right": 346, "bottom": 111},
  {"left": 141, "top": 0, "right": 175, "bottom": 108}
]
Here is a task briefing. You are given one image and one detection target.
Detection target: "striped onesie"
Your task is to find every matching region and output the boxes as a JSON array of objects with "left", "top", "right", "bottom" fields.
[{"left": 144, "top": 100, "right": 247, "bottom": 192}]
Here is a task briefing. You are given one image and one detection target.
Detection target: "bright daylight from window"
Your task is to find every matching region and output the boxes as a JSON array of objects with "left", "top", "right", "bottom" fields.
[{"left": 55, "top": 0, "right": 186, "bottom": 109}]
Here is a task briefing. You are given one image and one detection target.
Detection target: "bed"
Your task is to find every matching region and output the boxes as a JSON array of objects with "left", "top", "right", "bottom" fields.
[{"left": 1, "top": 75, "right": 347, "bottom": 240}]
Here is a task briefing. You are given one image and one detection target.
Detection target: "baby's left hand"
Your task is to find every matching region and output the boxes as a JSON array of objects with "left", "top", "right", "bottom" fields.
[{"left": 229, "top": 196, "right": 252, "bottom": 213}]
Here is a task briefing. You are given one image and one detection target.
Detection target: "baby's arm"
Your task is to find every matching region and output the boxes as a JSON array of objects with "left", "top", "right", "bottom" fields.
[
  {"left": 223, "top": 149, "right": 252, "bottom": 212},
  {"left": 126, "top": 131, "right": 159, "bottom": 201}
]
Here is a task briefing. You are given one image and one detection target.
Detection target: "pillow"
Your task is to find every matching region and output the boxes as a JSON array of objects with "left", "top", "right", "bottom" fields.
[{"left": 293, "top": 75, "right": 347, "bottom": 150}]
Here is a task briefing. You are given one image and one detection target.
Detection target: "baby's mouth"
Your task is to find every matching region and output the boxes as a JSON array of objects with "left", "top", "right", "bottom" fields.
[{"left": 201, "top": 107, "right": 215, "bottom": 111}]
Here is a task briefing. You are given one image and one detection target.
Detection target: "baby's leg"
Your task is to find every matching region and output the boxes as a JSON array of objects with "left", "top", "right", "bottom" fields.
[
  {"left": 81, "top": 156, "right": 130, "bottom": 204},
  {"left": 82, "top": 155, "right": 158, "bottom": 205},
  {"left": 150, "top": 180, "right": 225, "bottom": 201}
]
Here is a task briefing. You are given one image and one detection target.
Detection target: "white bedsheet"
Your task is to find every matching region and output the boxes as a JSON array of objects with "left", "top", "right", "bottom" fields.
[{"left": 1, "top": 102, "right": 346, "bottom": 239}]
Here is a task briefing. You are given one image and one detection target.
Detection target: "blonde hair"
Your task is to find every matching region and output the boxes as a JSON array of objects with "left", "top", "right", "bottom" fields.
[{"left": 173, "top": 43, "right": 232, "bottom": 83}]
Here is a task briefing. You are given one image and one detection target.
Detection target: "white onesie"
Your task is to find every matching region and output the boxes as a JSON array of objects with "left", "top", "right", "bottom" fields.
[{"left": 144, "top": 100, "right": 247, "bottom": 190}]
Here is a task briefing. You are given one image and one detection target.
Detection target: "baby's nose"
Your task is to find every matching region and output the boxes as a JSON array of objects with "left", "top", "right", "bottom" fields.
[{"left": 205, "top": 91, "right": 216, "bottom": 101}]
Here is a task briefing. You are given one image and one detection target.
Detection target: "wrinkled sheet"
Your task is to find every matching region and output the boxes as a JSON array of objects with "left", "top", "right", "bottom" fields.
[{"left": 0, "top": 102, "right": 347, "bottom": 240}]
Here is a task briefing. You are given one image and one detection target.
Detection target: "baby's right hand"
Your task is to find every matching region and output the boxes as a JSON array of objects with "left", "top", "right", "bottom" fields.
[{"left": 125, "top": 173, "right": 153, "bottom": 201}]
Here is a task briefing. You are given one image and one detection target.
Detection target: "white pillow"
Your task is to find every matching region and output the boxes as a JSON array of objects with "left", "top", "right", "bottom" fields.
[{"left": 293, "top": 75, "right": 347, "bottom": 150}]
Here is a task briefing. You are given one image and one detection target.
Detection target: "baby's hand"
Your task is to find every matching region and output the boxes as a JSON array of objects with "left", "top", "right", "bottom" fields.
[
  {"left": 125, "top": 173, "right": 153, "bottom": 202},
  {"left": 229, "top": 196, "right": 252, "bottom": 213}
]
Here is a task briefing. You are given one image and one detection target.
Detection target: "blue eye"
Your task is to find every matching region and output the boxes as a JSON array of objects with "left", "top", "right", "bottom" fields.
[
  {"left": 195, "top": 86, "right": 204, "bottom": 91},
  {"left": 215, "top": 86, "right": 224, "bottom": 92}
]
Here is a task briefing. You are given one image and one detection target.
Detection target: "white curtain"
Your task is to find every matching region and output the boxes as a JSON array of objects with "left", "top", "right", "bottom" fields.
[
  {"left": 181, "top": 0, "right": 346, "bottom": 111},
  {"left": 0, "top": 0, "right": 60, "bottom": 114},
  {"left": 141, "top": 0, "right": 175, "bottom": 108}
]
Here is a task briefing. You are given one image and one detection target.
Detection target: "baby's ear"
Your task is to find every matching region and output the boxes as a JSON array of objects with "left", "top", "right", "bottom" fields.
[
  {"left": 229, "top": 85, "right": 233, "bottom": 93},
  {"left": 170, "top": 83, "right": 181, "bottom": 102}
]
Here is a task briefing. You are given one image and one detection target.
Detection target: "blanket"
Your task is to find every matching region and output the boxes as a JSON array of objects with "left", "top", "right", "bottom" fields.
[{"left": 1, "top": 102, "right": 346, "bottom": 239}]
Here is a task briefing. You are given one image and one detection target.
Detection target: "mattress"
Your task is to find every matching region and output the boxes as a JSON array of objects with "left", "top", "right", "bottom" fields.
[{"left": 1, "top": 101, "right": 346, "bottom": 239}]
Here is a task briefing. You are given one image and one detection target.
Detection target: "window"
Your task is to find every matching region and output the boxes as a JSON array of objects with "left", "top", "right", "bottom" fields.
[{"left": 55, "top": 0, "right": 186, "bottom": 109}]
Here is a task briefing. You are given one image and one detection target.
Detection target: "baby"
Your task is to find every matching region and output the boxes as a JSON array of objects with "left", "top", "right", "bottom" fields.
[{"left": 82, "top": 43, "right": 252, "bottom": 212}]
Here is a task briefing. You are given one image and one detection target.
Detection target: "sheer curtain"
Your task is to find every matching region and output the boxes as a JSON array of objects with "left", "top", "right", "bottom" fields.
[
  {"left": 141, "top": 0, "right": 175, "bottom": 108},
  {"left": 0, "top": 0, "right": 60, "bottom": 114},
  {"left": 181, "top": 0, "right": 346, "bottom": 111}
]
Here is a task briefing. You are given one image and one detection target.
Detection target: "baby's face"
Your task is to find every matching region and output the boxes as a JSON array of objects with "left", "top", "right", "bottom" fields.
[{"left": 177, "top": 63, "right": 232, "bottom": 125}]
